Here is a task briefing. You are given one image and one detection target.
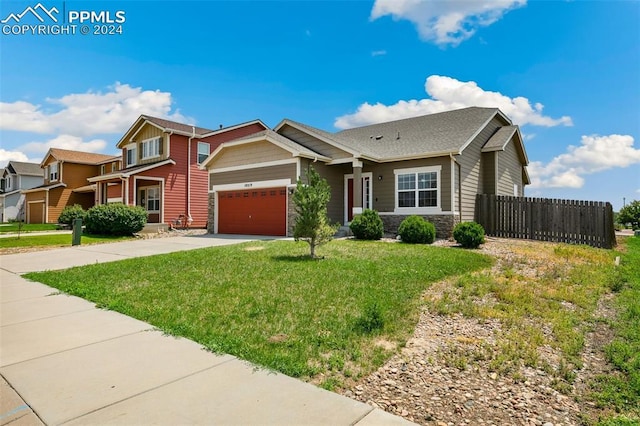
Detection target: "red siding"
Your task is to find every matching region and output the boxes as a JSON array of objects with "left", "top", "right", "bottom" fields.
[{"left": 121, "top": 122, "right": 266, "bottom": 228}]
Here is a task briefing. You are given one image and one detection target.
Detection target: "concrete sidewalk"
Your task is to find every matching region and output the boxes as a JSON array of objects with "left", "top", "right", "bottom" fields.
[{"left": 0, "top": 235, "right": 414, "bottom": 425}]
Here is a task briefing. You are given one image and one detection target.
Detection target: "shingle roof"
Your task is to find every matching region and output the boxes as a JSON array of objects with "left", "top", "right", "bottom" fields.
[
  {"left": 482, "top": 125, "right": 518, "bottom": 152},
  {"left": 142, "top": 115, "right": 216, "bottom": 136},
  {"left": 7, "top": 161, "right": 44, "bottom": 176},
  {"left": 278, "top": 119, "right": 359, "bottom": 155},
  {"left": 227, "top": 129, "right": 330, "bottom": 160},
  {"left": 47, "top": 148, "right": 118, "bottom": 165},
  {"left": 334, "top": 107, "right": 501, "bottom": 159}
]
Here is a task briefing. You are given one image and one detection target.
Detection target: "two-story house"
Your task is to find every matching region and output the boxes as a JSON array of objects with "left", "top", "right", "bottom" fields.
[
  {"left": 88, "top": 115, "right": 267, "bottom": 228},
  {"left": 22, "top": 148, "right": 119, "bottom": 224},
  {"left": 0, "top": 161, "right": 44, "bottom": 222}
]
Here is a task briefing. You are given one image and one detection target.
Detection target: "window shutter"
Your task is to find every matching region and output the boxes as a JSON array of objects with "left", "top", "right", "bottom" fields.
[
  {"left": 139, "top": 144, "right": 143, "bottom": 160},
  {"left": 159, "top": 137, "right": 163, "bottom": 155}
]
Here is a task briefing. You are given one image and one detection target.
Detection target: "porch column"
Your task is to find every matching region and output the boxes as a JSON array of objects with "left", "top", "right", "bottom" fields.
[{"left": 352, "top": 159, "right": 363, "bottom": 217}]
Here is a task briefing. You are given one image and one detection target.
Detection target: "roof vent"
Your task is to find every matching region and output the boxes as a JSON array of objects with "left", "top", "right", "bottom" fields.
[
  {"left": 374, "top": 135, "right": 383, "bottom": 140},
  {"left": 219, "top": 124, "right": 223, "bottom": 129},
  {"left": 396, "top": 131, "right": 400, "bottom": 140}
]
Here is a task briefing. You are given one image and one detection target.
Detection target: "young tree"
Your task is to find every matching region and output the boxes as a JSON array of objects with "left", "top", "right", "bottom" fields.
[
  {"left": 293, "top": 166, "right": 338, "bottom": 258},
  {"left": 618, "top": 200, "right": 640, "bottom": 230}
]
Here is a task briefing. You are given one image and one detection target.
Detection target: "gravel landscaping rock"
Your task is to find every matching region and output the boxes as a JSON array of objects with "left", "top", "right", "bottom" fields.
[{"left": 341, "top": 237, "right": 616, "bottom": 426}]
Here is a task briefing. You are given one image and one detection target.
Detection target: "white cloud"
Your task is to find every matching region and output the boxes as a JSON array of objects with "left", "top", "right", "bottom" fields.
[
  {"left": 334, "top": 75, "right": 572, "bottom": 129},
  {"left": 0, "top": 149, "right": 37, "bottom": 168},
  {"left": 0, "top": 82, "right": 190, "bottom": 137},
  {"left": 18, "top": 134, "right": 109, "bottom": 156},
  {"left": 529, "top": 134, "right": 640, "bottom": 189},
  {"left": 370, "top": 0, "right": 526, "bottom": 46}
]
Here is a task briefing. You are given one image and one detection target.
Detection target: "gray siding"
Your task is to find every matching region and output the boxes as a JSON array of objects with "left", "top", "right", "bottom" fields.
[
  {"left": 457, "top": 117, "right": 503, "bottom": 222},
  {"left": 300, "top": 159, "right": 350, "bottom": 225},
  {"left": 481, "top": 152, "right": 497, "bottom": 195},
  {"left": 497, "top": 140, "right": 524, "bottom": 196},
  {"left": 208, "top": 141, "right": 291, "bottom": 169},
  {"left": 210, "top": 163, "right": 297, "bottom": 189},
  {"left": 365, "top": 158, "right": 452, "bottom": 213},
  {"left": 279, "top": 126, "right": 352, "bottom": 160}
]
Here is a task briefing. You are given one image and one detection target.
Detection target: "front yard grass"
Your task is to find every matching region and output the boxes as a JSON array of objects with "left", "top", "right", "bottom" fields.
[
  {"left": 0, "top": 234, "right": 131, "bottom": 249},
  {"left": 24, "top": 239, "right": 491, "bottom": 387}
]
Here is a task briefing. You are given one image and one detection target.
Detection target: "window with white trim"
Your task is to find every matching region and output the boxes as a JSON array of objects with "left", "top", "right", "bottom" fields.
[
  {"left": 141, "top": 137, "right": 161, "bottom": 160},
  {"left": 197, "top": 142, "right": 210, "bottom": 164},
  {"left": 395, "top": 166, "right": 440, "bottom": 210},
  {"left": 49, "top": 162, "right": 59, "bottom": 182},
  {"left": 126, "top": 144, "right": 137, "bottom": 167},
  {"left": 5, "top": 176, "right": 12, "bottom": 190}
]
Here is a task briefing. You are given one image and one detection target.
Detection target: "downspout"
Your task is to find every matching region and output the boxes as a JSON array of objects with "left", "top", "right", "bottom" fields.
[
  {"left": 187, "top": 126, "right": 194, "bottom": 224},
  {"left": 450, "top": 153, "right": 462, "bottom": 224}
]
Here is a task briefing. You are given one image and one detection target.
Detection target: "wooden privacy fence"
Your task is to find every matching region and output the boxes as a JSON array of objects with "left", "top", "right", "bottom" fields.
[{"left": 475, "top": 194, "right": 616, "bottom": 249}]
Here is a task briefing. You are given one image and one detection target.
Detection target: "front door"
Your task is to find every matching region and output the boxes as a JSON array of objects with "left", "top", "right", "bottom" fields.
[
  {"left": 138, "top": 186, "right": 161, "bottom": 223},
  {"left": 345, "top": 173, "right": 372, "bottom": 222}
]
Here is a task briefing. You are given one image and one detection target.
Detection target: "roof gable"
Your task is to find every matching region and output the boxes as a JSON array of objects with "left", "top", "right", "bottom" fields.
[
  {"left": 41, "top": 148, "right": 117, "bottom": 167},
  {"left": 201, "top": 129, "right": 330, "bottom": 169},
  {"left": 5, "top": 161, "right": 43, "bottom": 176},
  {"left": 481, "top": 125, "right": 529, "bottom": 165},
  {"left": 118, "top": 115, "right": 268, "bottom": 148}
]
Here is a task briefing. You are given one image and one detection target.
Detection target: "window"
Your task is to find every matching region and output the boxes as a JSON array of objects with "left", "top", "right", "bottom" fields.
[
  {"left": 395, "top": 166, "right": 440, "bottom": 211},
  {"left": 49, "top": 162, "right": 59, "bottom": 181},
  {"left": 113, "top": 161, "right": 120, "bottom": 172},
  {"left": 197, "top": 142, "right": 210, "bottom": 164},
  {"left": 141, "top": 137, "right": 161, "bottom": 160},
  {"left": 5, "top": 176, "right": 11, "bottom": 190},
  {"left": 100, "top": 164, "right": 106, "bottom": 175},
  {"left": 126, "top": 144, "right": 137, "bottom": 167}
]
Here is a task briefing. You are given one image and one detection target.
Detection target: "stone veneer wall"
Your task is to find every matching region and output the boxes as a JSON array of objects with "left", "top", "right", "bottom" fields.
[
  {"left": 207, "top": 193, "right": 215, "bottom": 233},
  {"left": 380, "top": 214, "right": 460, "bottom": 239},
  {"left": 287, "top": 193, "right": 296, "bottom": 237}
]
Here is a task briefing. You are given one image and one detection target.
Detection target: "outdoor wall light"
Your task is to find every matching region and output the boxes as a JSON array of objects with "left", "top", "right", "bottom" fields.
[
  {"left": 378, "top": 175, "right": 383, "bottom": 181},
  {"left": 288, "top": 187, "right": 295, "bottom": 195}
]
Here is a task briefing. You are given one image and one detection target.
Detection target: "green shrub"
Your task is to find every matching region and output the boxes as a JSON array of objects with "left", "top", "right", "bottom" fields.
[
  {"left": 453, "top": 221, "right": 485, "bottom": 249},
  {"left": 350, "top": 209, "right": 384, "bottom": 240},
  {"left": 84, "top": 203, "right": 147, "bottom": 236},
  {"left": 397, "top": 215, "right": 436, "bottom": 244},
  {"left": 58, "top": 204, "right": 87, "bottom": 226}
]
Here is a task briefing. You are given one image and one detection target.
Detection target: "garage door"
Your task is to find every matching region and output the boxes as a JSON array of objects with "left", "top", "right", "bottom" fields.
[{"left": 218, "top": 187, "right": 287, "bottom": 236}]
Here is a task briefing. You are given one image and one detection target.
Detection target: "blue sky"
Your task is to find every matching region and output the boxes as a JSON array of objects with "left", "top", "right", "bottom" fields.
[{"left": 1, "top": 0, "right": 638, "bottom": 210}]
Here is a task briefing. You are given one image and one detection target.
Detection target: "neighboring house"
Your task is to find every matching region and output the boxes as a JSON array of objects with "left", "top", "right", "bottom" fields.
[
  {"left": 0, "top": 161, "right": 44, "bottom": 222},
  {"left": 202, "top": 107, "right": 530, "bottom": 238},
  {"left": 88, "top": 115, "right": 268, "bottom": 228},
  {"left": 22, "top": 148, "right": 118, "bottom": 224}
]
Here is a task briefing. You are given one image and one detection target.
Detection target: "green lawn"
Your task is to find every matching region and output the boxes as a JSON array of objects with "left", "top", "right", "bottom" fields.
[
  {"left": 0, "top": 233, "right": 132, "bottom": 249},
  {"left": 24, "top": 239, "right": 491, "bottom": 388},
  {"left": 590, "top": 237, "right": 640, "bottom": 424},
  {"left": 0, "top": 223, "right": 60, "bottom": 233}
]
